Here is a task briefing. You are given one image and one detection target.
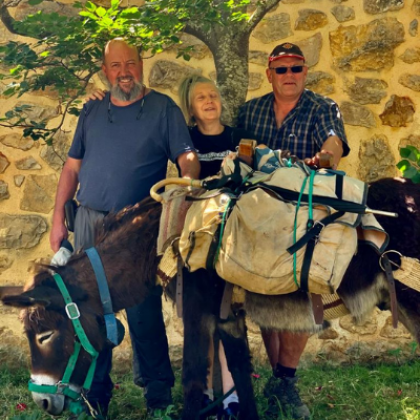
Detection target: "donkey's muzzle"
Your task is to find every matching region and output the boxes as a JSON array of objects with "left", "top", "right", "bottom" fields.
[{"left": 32, "top": 392, "right": 65, "bottom": 415}]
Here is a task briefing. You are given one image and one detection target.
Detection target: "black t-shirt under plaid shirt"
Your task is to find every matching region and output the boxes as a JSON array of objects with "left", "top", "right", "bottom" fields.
[{"left": 237, "top": 90, "right": 350, "bottom": 160}]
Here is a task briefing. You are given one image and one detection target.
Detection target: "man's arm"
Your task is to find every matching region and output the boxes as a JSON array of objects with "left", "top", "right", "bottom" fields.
[
  {"left": 50, "top": 157, "right": 82, "bottom": 252},
  {"left": 321, "top": 135, "right": 344, "bottom": 168},
  {"left": 177, "top": 151, "right": 200, "bottom": 179}
]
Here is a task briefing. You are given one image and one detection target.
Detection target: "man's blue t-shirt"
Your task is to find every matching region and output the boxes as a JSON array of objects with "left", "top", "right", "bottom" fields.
[{"left": 68, "top": 91, "right": 194, "bottom": 212}]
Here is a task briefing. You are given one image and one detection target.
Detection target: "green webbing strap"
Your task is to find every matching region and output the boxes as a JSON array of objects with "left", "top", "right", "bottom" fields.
[
  {"left": 52, "top": 273, "right": 99, "bottom": 391},
  {"left": 292, "top": 176, "right": 309, "bottom": 288},
  {"left": 28, "top": 380, "right": 81, "bottom": 400},
  {"left": 62, "top": 341, "right": 81, "bottom": 385}
]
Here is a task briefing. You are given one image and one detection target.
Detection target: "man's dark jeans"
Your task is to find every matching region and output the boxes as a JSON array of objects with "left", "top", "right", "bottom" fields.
[
  {"left": 127, "top": 285, "right": 175, "bottom": 409},
  {"left": 75, "top": 207, "right": 174, "bottom": 411}
]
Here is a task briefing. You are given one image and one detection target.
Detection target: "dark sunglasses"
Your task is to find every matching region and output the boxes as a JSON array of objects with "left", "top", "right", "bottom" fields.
[{"left": 269, "top": 66, "right": 304, "bottom": 74}]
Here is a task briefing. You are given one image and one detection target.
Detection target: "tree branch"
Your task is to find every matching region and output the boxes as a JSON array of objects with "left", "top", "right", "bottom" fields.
[
  {"left": 0, "top": 0, "right": 28, "bottom": 36},
  {"left": 184, "top": 22, "right": 213, "bottom": 46},
  {"left": 247, "top": 0, "right": 281, "bottom": 31}
]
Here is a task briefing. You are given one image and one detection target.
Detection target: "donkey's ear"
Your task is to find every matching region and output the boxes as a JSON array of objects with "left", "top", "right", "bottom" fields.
[{"left": 1, "top": 286, "right": 58, "bottom": 308}]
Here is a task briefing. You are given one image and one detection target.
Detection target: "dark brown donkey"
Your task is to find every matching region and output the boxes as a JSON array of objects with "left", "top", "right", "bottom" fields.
[{"left": 2, "top": 177, "right": 420, "bottom": 420}]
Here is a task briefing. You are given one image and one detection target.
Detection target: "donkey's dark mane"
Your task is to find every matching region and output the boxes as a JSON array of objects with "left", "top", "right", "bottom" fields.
[{"left": 95, "top": 196, "right": 160, "bottom": 243}]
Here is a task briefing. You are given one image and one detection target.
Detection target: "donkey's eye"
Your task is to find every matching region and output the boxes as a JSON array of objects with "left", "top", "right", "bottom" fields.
[{"left": 38, "top": 331, "right": 54, "bottom": 345}]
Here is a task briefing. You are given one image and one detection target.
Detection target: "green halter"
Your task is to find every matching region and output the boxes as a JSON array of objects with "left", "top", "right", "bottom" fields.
[{"left": 28, "top": 273, "right": 99, "bottom": 417}]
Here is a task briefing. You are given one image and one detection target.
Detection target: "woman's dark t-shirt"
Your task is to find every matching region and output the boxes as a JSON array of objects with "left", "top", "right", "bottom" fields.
[{"left": 190, "top": 125, "right": 256, "bottom": 178}]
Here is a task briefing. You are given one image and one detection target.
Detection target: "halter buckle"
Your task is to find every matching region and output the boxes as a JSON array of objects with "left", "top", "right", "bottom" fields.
[
  {"left": 66, "top": 302, "right": 81, "bottom": 320},
  {"left": 56, "top": 381, "right": 67, "bottom": 395}
]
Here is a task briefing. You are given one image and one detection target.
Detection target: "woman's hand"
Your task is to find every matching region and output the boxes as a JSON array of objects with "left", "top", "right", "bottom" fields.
[{"left": 85, "top": 89, "right": 107, "bottom": 102}]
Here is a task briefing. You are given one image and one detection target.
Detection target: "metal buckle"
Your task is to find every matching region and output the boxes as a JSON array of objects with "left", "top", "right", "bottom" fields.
[
  {"left": 56, "top": 381, "right": 67, "bottom": 395},
  {"left": 65, "top": 302, "right": 81, "bottom": 320},
  {"left": 379, "top": 250, "right": 402, "bottom": 272}
]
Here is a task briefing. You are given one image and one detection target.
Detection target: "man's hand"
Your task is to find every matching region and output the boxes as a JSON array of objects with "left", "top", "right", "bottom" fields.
[
  {"left": 304, "top": 150, "right": 335, "bottom": 169},
  {"left": 85, "top": 89, "right": 107, "bottom": 102},
  {"left": 50, "top": 221, "right": 68, "bottom": 253}
]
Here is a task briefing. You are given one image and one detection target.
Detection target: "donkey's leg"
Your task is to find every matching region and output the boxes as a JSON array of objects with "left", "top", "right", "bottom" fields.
[
  {"left": 182, "top": 269, "right": 216, "bottom": 420},
  {"left": 218, "top": 308, "right": 259, "bottom": 420}
]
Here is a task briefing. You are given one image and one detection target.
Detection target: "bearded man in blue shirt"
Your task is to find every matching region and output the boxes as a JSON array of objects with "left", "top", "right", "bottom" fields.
[
  {"left": 50, "top": 38, "right": 200, "bottom": 418},
  {"left": 238, "top": 43, "right": 350, "bottom": 420}
]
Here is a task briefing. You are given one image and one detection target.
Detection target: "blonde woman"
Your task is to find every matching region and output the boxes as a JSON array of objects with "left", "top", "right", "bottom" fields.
[{"left": 178, "top": 74, "right": 259, "bottom": 419}]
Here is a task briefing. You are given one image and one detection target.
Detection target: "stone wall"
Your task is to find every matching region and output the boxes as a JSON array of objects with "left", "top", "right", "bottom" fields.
[{"left": 0, "top": 0, "right": 419, "bottom": 363}]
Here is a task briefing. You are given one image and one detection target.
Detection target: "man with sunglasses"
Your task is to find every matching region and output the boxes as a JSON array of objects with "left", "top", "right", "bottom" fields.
[
  {"left": 238, "top": 43, "right": 349, "bottom": 420},
  {"left": 50, "top": 38, "right": 200, "bottom": 419}
]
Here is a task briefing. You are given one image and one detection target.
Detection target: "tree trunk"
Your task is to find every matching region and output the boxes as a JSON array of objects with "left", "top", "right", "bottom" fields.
[{"left": 208, "top": 27, "right": 250, "bottom": 125}]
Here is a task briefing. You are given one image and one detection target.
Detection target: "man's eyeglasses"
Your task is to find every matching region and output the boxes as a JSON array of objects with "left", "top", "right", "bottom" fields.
[{"left": 269, "top": 66, "right": 304, "bottom": 75}]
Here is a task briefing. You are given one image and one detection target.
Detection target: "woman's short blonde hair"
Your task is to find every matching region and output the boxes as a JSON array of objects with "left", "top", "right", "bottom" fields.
[{"left": 178, "top": 74, "right": 220, "bottom": 126}]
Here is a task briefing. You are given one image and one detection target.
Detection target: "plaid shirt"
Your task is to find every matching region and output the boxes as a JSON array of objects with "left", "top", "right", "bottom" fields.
[{"left": 237, "top": 90, "right": 349, "bottom": 160}]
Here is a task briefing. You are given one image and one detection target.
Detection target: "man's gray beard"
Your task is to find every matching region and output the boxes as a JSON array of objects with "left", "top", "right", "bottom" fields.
[{"left": 107, "top": 78, "right": 143, "bottom": 102}]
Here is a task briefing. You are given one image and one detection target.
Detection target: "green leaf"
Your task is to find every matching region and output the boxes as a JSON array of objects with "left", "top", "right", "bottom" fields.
[
  {"left": 28, "top": 0, "right": 44, "bottom": 5},
  {"left": 402, "top": 166, "right": 418, "bottom": 179},
  {"left": 95, "top": 7, "right": 107, "bottom": 17},
  {"left": 79, "top": 11, "right": 98, "bottom": 20},
  {"left": 412, "top": 173, "right": 420, "bottom": 184},
  {"left": 396, "top": 159, "right": 411, "bottom": 172},
  {"left": 85, "top": 1, "right": 97, "bottom": 12}
]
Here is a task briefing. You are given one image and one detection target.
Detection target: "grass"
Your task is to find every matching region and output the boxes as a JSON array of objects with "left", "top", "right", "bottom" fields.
[{"left": 1, "top": 344, "right": 420, "bottom": 420}]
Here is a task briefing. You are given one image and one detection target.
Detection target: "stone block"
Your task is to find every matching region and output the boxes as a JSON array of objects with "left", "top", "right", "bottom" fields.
[
  {"left": 0, "top": 254, "right": 13, "bottom": 274},
  {"left": 167, "top": 34, "right": 211, "bottom": 60},
  {"left": 0, "top": 153, "right": 10, "bottom": 174},
  {"left": 15, "top": 156, "right": 42, "bottom": 171},
  {"left": 297, "top": 32, "right": 323, "bottom": 68},
  {"left": 248, "top": 72, "right": 264, "bottom": 91},
  {"left": 295, "top": 9, "right": 328, "bottom": 31},
  {"left": 380, "top": 95, "right": 415, "bottom": 127},
  {"left": 249, "top": 50, "right": 268, "bottom": 67},
  {"left": 363, "top": 0, "right": 404, "bottom": 14},
  {"left": 399, "top": 47, "right": 420, "bottom": 64},
  {"left": 398, "top": 74, "right": 420, "bottom": 92},
  {"left": 20, "top": 174, "right": 58, "bottom": 214},
  {"left": 15, "top": 102, "right": 59, "bottom": 123},
  {"left": 14, "top": 175, "right": 25, "bottom": 188},
  {"left": 358, "top": 135, "right": 397, "bottom": 182},
  {"left": 0, "top": 213, "right": 47, "bottom": 249},
  {"left": 399, "top": 134, "right": 420, "bottom": 150},
  {"left": 347, "top": 77, "right": 388, "bottom": 104},
  {"left": 329, "top": 18, "right": 405, "bottom": 72},
  {"left": 340, "top": 101, "right": 376, "bottom": 128},
  {"left": 252, "top": 13, "right": 293, "bottom": 44},
  {"left": 148, "top": 60, "right": 199, "bottom": 92},
  {"left": 0, "top": 181, "right": 9, "bottom": 202},
  {"left": 331, "top": 5, "right": 355, "bottom": 23},
  {"left": 40, "top": 131, "right": 71, "bottom": 172},
  {"left": 305, "top": 71, "right": 335, "bottom": 95},
  {"left": 413, "top": 0, "right": 420, "bottom": 15},
  {"left": 0, "top": 133, "right": 34, "bottom": 151},
  {"left": 409, "top": 19, "right": 418, "bottom": 36},
  {"left": 15, "top": 1, "right": 79, "bottom": 20}
]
